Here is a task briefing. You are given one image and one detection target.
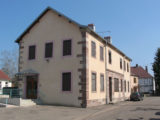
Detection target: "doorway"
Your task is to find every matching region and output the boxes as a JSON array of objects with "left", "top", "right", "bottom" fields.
[
  {"left": 26, "top": 76, "right": 38, "bottom": 99},
  {"left": 109, "top": 77, "right": 112, "bottom": 102}
]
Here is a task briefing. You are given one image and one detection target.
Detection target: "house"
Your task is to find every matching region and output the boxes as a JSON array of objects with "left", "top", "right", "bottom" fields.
[
  {"left": 130, "top": 73, "right": 139, "bottom": 93},
  {"left": 0, "top": 70, "right": 12, "bottom": 94},
  {"left": 106, "top": 37, "right": 131, "bottom": 103},
  {"left": 131, "top": 64, "right": 154, "bottom": 94},
  {"left": 15, "top": 7, "right": 131, "bottom": 107}
]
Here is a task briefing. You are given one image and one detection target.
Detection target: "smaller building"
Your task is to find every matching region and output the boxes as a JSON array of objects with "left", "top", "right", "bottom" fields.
[
  {"left": 131, "top": 65, "right": 153, "bottom": 94},
  {"left": 130, "top": 74, "right": 139, "bottom": 93},
  {"left": 0, "top": 70, "right": 12, "bottom": 94}
]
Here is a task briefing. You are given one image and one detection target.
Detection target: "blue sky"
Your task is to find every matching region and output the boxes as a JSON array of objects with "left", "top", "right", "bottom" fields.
[{"left": 0, "top": 0, "right": 160, "bottom": 75}]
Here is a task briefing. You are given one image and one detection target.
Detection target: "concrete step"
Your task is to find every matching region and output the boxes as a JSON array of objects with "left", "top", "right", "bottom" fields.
[{"left": 0, "top": 98, "right": 41, "bottom": 107}]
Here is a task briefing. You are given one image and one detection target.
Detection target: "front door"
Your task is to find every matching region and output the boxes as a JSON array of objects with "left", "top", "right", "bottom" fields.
[
  {"left": 109, "top": 77, "right": 112, "bottom": 102},
  {"left": 26, "top": 76, "right": 37, "bottom": 99}
]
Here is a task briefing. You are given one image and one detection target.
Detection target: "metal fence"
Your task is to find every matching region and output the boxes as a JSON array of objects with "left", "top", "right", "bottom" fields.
[{"left": 0, "top": 88, "right": 22, "bottom": 98}]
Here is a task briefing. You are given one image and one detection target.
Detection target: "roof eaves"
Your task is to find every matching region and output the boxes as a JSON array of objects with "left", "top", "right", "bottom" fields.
[{"left": 15, "top": 6, "right": 84, "bottom": 43}]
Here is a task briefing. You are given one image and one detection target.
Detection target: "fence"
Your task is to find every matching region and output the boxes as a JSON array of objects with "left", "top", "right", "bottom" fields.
[{"left": 0, "top": 88, "right": 22, "bottom": 98}]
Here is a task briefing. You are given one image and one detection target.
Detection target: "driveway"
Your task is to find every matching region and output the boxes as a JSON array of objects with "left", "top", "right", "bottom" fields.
[{"left": 0, "top": 97, "right": 159, "bottom": 120}]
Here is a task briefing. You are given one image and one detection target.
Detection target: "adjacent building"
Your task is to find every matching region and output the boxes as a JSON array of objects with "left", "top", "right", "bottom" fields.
[
  {"left": 130, "top": 73, "right": 139, "bottom": 93},
  {"left": 15, "top": 7, "right": 131, "bottom": 107},
  {"left": 131, "top": 65, "right": 153, "bottom": 94},
  {"left": 0, "top": 70, "right": 12, "bottom": 94}
]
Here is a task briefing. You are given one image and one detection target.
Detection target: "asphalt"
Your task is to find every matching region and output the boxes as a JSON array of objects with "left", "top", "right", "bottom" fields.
[{"left": 0, "top": 97, "right": 159, "bottom": 120}]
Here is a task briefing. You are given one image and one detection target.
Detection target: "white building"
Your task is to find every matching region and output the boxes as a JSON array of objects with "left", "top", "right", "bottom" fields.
[
  {"left": 131, "top": 65, "right": 154, "bottom": 94},
  {"left": 0, "top": 70, "right": 12, "bottom": 94}
]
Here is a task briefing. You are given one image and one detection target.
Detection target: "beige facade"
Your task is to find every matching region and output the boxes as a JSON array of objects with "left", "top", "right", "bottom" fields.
[
  {"left": 16, "top": 7, "right": 132, "bottom": 107},
  {"left": 106, "top": 44, "right": 131, "bottom": 103},
  {"left": 130, "top": 75, "right": 139, "bottom": 93}
]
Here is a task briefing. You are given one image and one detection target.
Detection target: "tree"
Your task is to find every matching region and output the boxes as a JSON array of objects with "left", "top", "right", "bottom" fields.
[
  {"left": 152, "top": 48, "right": 160, "bottom": 95},
  {"left": 0, "top": 48, "right": 18, "bottom": 78}
]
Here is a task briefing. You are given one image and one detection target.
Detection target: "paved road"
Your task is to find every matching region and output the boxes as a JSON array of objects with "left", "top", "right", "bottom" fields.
[
  {"left": 0, "top": 97, "right": 159, "bottom": 120},
  {"left": 84, "top": 97, "right": 160, "bottom": 120}
]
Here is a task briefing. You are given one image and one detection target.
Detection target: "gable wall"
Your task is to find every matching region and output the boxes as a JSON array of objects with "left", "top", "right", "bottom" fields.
[{"left": 19, "top": 10, "right": 83, "bottom": 107}]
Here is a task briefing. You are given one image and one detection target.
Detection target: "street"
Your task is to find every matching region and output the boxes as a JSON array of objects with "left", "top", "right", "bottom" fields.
[
  {"left": 0, "top": 97, "right": 159, "bottom": 120},
  {"left": 84, "top": 97, "right": 160, "bottom": 120}
]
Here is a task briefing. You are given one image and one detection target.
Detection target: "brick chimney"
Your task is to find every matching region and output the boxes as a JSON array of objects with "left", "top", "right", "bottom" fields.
[
  {"left": 88, "top": 24, "right": 95, "bottom": 31},
  {"left": 104, "top": 36, "right": 112, "bottom": 44},
  {"left": 136, "top": 64, "right": 138, "bottom": 67},
  {"left": 145, "top": 66, "right": 148, "bottom": 72}
]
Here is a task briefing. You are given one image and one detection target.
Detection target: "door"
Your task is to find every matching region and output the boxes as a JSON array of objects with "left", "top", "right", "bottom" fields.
[
  {"left": 109, "top": 77, "right": 112, "bottom": 102},
  {"left": 26, "top": 76, "right": 37, "bottom": 99}
]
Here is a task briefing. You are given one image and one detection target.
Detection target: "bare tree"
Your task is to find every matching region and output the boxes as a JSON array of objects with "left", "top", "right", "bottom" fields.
[{"left": 0, "top": 48, "right": 18, "bottom": 78}]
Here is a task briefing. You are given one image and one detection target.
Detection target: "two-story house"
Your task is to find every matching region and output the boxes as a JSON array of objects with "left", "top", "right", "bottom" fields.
[
  {"left": 106, "top": 40, "right": 131, "bottom": 103},
  {"left": 131, "top": 65, "right": 153, "bottom": 94},
  {"left": 15, "top": 7, "right": 131, "bottom": 107}
]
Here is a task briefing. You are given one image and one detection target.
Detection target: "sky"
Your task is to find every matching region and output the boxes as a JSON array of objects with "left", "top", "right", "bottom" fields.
[{"left": 0, "top": 0, "right": 160, "bottom": 75}]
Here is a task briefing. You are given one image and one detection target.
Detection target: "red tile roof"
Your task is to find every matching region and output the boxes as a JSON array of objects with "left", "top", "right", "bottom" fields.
[
  {"left": 131, "top": 66, "right": 153, "bottom": 78},
  {"left": 0, "top": 70, "right": 10, "bottom": 81}
]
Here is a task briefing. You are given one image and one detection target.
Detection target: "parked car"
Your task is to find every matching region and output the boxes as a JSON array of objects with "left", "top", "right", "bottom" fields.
[{"left": 130, "top": 92, "right": 144, "bottom": 101}]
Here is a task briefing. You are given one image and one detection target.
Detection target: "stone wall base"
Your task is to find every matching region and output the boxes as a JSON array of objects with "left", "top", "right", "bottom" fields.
[{"left": 87, "top": 98, "right": 107, "bottom": 107}]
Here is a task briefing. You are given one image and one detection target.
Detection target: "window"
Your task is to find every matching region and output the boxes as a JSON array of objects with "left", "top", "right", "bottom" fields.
[
  {"left": 114, "top": 78, "right": 119, "bottom": 92},
  {"left": 45, "top": 42, "right": 53, "bottom": 58},
  {"left": 100, "top": 46, "right": 104, "bottom": 61},
  {"left": 108, "top": 50, "right": 112, "bottom": 64},
  {"left": 134, "top": 78, "right": 136, "bottom": 83},
  {"left": 5, "top": 82, "right": 8, "bottom": 87},
  {"left": 28, "top": 45, "right": 36, "bottom": 60},
  {"left": 62, "top": 72, "right": 71, "bottom": 91},
  {"left": 0, "top": 82, "right": 1, "bottom": 89},
  {"left": 91, "top": 41, "right": 96, "bottom": 57},
  {"left": 124, "top": 80, "right": 126, "bottom": 92},
  {"left": 127, "top": 63, "right": 129, "bottom": 72},
  {"left": 92, "top": 72, "right": 96, "bottom": 92},
  {"left": 120, "top": 58, "right": 122, "bottom": 69},
  {"left": 121, "top": 79, "right": 123, "bottom": 92},
  {"left": 128, "top": 81, "right": 130, "bottom": 92},
  {"left": 63, "top": 40, "right": 72, "bottom": 56},
  {"left": 100, "top": 74, "right": 104, "bottom": 91},
  {"left": 124, "top": 60, "right": 126, "bottom": 71}
]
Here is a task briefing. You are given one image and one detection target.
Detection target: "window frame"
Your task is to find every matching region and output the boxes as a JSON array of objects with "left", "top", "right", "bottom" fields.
[
  {"left": 28, "top": 45, "right": 36, "bottom": 60},
  {"left": 127, "top": 63, "right": 129, "bottom": 72},
  {"left": 120, "top": 58, "right": 122, "bottom": 69},
  {"left": 100, "top": 46, "right": 104, "bottom": 61},
  {"left": 134, "top": 78, "right": 136, "bottom": 83},
  {"left": 91, "top": 41, "right": 96, "bottom": 58},
  {"left": 45, "top": 42, "right": 53, "bottom": 58},
  {"left": 114, "top": 78, "right": 119, "bottom": 92},
  {"left": 124, "top": 60, "right": 126, "bottom": 71},
  {"left": 121, "top": 79, "right": 123, "bottom": 92},
  {"left": 100, "top": 74, "right": 105, "bottom": 92},
  {"left": 124, "top": 80, "right": 126, "bottom": 92},
  {"left": 63, "top": 39, "right": 72, "bottom": 57},
  {"left": 108, "top": 50, "right": 112, "bottom": 64},
  {"left": 62, "top": 72, "right": 72, "bottom": 92},
  {"left": 91, "top": 72, "right": 97, "bottom": 92}
]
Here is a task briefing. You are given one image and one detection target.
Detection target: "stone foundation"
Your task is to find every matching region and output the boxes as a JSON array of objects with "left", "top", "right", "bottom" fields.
[{"left": 87, "top": 98, "right": 106, "bottom": 107}]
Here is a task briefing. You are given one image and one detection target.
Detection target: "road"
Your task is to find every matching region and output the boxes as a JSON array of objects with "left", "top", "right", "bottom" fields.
[
  {"left": 0, "top": 97, "right": 159, "bottom": 120},
  {"left": 84, "top": 97, "right": 160, "bottom": 120}
]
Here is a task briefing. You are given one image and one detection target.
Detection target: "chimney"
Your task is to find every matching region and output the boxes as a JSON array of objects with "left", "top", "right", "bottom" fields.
[
  {"left": 136, "top": 64, "right": 138, "bottom": 67},
  {"left": 88, "top": 24, "right": 96, "bottom": 31},
  {"left": 104, "top": 36, "right": 112, "bottom": 44},
  {"left": 145, "top": 66, "right": 148, "bottom": 72}
]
